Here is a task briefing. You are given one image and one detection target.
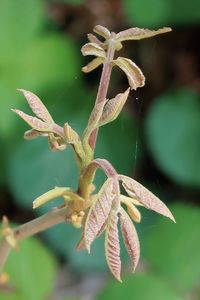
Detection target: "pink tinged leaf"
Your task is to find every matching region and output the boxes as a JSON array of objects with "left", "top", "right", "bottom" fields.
[
  {"left": 98, "top": 88, "right": 130, "bottom": 127},
  {"left": 105, "top": 211, "right": 121, "bottom": 282},
  {"left": 17, "top": 89, "right": 54, "bottom": 124},
  {"left": 87, "top": 33, "right": 104, "bottom": 46},
  {"left": 12, "top": 109, "right": 53, "bottom": 132},
  {"left": 24, "top": 129, "right": 45, "bottom": 140},
  {"left": 82, "top": 57, "right": 104, "bottom": 73},
  {"left": 113, "top": 57, "right": 145, "bottom": 90},
  {"left": 84, "top": 178, "right": 116, "bottom": 252},
  {"left": 48, "top": 134, "right": 67, "bottom": 152},
  {"left": 76, "top": 236, "right": 87, "bottom": 251},
  {"left": 77, "top": 212, "right": 109, "bottom": 252},
  {"left": 119, "top": 175, "right": 176, "bottom": 222},
  {"left": 119, "top": 207, "right": 140, "bottom": 272},
  {"left": 87, "top": 100, "right": 107, "bottom": 129},
  {"left": 81, "top": 43, "right": 106, "bottom": 58},
  {"left": 93, "top": 25, "right": 111, "bottom": 40},
  {"left": 115, "top": 27, "right": 172, "bottom": 42}
]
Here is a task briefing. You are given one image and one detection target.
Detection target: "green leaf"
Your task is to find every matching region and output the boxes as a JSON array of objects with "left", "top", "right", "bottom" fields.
[
  {"left": 1, "top": 236, "right": 57, "bottom": 300},
  {"left": 145, "top": 88, "right": 200, "bottom": 187},
  {"left": 0, "top": 293, "right": 25, "bottom": 300},
  {"left": 96, "top": 113, "right": 139, "bottom": 176},
  {"left": 142, "top": 203, "right": 200, "bottom": 293},
  {"left": 0, "top": 86, "right": 29, "bottom": 140},
  {"left": 0, "top": 139, "right": 7, "bottom": 185},
  {"left": 20, "top": 34, "right": 81, "bottom": 89},
  {"left": 123, "top": 0, "right": 200, "bottom": 27},
  {"left": 0, "top": 2, "right": 81, "bottom": 139},
  {"left": 7, "top": 138, "right": 78, "bottom": 210},
  {"left": 0, "top": 0, "right": 44, "bottom": 59},
  {"left": 48, "top": 0, "right": 85, "bottom": 5},
  {"left": 96, "top": 273, "right": 182, "bottom": 300}
]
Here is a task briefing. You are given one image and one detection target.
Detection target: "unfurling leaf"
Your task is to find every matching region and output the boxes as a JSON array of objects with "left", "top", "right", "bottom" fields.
[
  {"left": 113, "top": 57, "right": 145, "bottom": 90},
  {"left": 120, "top": 195, "right": 141, "bottom": 223},
  {"left": 93, "top": 25, "right": 111, "bottom": 40},
  {"left": 12, "top": 109, "right": 53, "bottom": 132},
  {"left": 98, "top": 88, "right": 130, "bottom": 127},
  {"left": 24, "top": 129, "right": 44, "bottom": 140},
  {"left": 17, "top": 89, "right": 54, "bottom": 124},
  {"left": 83, "top": 178, "right": 116, "bottom": 252},
  {"left": 33, "top": 187, "right": 69, "bottom": 209},
  {"left": 127, "top": 205, "right": 141, "bottom": 223},
  {"left": 82, "top": 57, "right": 104, "bottom": 73},
  {"left": 81, "top": 43, "right": 106, "bottom": 58},
  {"left": 86, "top": 100, "right": 107, "bottom": 133},
  {"left": 63, "top": 123, "right": 85, "bottom": 162},
  {"left": 120, "top": 207, "right": 140, "bottom": 272},
  {"left": 119, "top": 175, "right": 175, "bottom": 222},
  {"left": 64, "top": 123, "right": 81, "bottom": 145},
  {"left": 115, "top": 27, "right": 172, "bottom": 43},
  {"left": 87, "top": 33, "right": 103, "bottom": 46},
  {"left": 88, "top": 158, "right": 118, "bottom": 178},
  {"left": 105, "top": 210, "right": 121, "bottom": 282},
  {"left": 48, "top": 133, "right": 66, "bottom": 151}
]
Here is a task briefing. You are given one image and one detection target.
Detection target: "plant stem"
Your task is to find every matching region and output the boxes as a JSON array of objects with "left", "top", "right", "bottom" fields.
[
  {"left": 0, "top": 206, "right": 72, "bottom": 274},
  {"left": 78, "top": 158, "right": 117, "bottom": 200},
  {"left": 88, "top": 33, "right": 116, "bottom": 150}
]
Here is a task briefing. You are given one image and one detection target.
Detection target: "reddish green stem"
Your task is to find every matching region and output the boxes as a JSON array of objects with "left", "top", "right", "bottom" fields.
[{"left": 89, "top": 33, "right": 116, "bottom": 149}]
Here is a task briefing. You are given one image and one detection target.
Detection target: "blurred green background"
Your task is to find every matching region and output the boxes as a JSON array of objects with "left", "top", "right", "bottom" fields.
[{"left": 0, "top": 0, "right": 200, "bottom": 299}]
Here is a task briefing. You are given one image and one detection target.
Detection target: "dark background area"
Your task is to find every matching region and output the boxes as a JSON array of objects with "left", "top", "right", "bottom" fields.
[{"left": 0, "top": 0, "right": 200, "bottom": 299}]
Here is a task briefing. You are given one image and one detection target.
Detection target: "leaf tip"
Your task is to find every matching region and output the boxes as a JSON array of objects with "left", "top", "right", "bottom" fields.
[
  {"left": 169, "top": 213, "right": 176, "bottom": 223},
  {"left": 86, "top": 245, "right": 91, "bottom": 254},
  {"left": 17, "top": 88, "right": 25, "bottom": 93},
  {"left": 17, "top": 88, "right": 28, "bottom": 97},
  {"left": 11, "top": 108, "right": 21, "bottom": 116},
  {"left": 163, "top": 27, "right": 172, "bottom": 33},
  {"left": 32, "top": 201, "right": 37, "bottom": 209},
  {"left": 81, "top": 66, "right": 88, "bottom": 73}
]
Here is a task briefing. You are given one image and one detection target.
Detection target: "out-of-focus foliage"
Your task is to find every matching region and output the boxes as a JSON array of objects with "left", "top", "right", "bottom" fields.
[
  {"left": 143, "top": 203, "right": 200, "bottom": 293},
  {"left": 48, "top": 0, "right": 85, "bottom": 4},
  {"left": 96, "top": 273, "right": 182, "bottom": 300},
  {"left": 124, "top": 0, "right": 200, "bottom": 27},
  {"left": 145, "top": 88, "right": 200, "bottom": 187},
  {"left": 0, "top": 0, "right": 80, "bottom": 141},
  {"left": 0, "top": 235, "right": 57, "bottom": 300}
]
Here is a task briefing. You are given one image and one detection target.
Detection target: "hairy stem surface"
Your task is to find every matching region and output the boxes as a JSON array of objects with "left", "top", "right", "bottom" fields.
[{"left": 89, "top": 33, "right": 116, "bottom": 150}]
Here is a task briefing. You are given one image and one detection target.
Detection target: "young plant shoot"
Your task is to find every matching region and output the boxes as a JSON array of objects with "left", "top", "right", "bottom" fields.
[{"left": 0, "top": 25, "right": 175, "bottom": 282}]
